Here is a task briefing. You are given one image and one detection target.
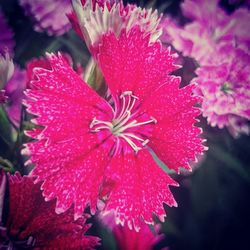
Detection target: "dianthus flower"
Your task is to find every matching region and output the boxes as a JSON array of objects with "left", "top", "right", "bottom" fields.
[
  {"left": 19, "top": 0, "right": 72, "bottom": 36},
  {"left": 0, "top": 171, "right": 99, "bottom": 249},
  {"left": 0, "top": 54, "right": 26, "bottom": 127},
  {"left": 163, "top": 0, "right": 250, "bottom": 65},
  {"left": 0, "top": 9, "right": 15, "bottom": 55},
  {"left": 23, "top": 21, "right": 204, "bottom": 230},
  {"left": 100, "top": 211, "right": 167, "bottom": 250},
  {"left": 193, "top": 45, "right": 250, "bottom": 137}
]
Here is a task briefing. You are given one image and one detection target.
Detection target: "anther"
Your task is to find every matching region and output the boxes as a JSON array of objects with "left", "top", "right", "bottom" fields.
[
  {"left": 151, "top": 116, "right": 157, "bottom": 124},
  {"left": 142, "top": 139, "right": 149, "bottom": 146},
  {"left": 120, "top": 91, "right": 138, "bottom": 99},
  {"left": 120, "top": 91, "right": 132, "bottom": 98},
  {"left": 89, "top": 117, "right": 97, "bottom": 128}
]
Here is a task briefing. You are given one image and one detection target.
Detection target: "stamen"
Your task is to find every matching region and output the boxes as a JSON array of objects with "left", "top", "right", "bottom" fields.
[
  {"left": 142, "top": 139, "right": 149, "bottom": 146},
  {"left": 128, "top": 97, "right": 137, "bottom": 113},
  {"left": 114, "top": 119, "right": 137, "bottom": 134},
  {"left": 91, "top": 126, "right": 111, "bottom": 132},
  {"left": 115, "top": 117, "right": 156, "bottom": 134},
  {"left": 113, "top": 113, "right": 136, "bottom": 133},
  {"left": 89, "top": 91, "right": 156, "bottom": 153},
  {"left": 90, "top": 117, "right": 113, "bottom": 128},
  {"left": 122, "top": 132, "right": 145, "bottom": 142},
  {"left": 126, "top": 118, "right": 157, "bottom": 128},
  {"left": 120, "top": 91, "right": 133, "bottom": 97},
  {"left": 118, "top": 134, "right": 142, "bottom": 153}
]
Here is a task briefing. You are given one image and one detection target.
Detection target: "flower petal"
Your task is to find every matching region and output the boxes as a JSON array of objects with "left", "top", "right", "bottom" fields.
[
  {"left": 104, "top": 149, "right": 178, "bottom": 231},
  {"left": 38, "top": 141, "right": 111, "bottom": 218},
  {"left": 23, "top": 53, "right": 112, "bottom": 141},
  {"left": 24, "top": 53, "right": 113, "bottom": 217},
  {"left": 70, "top": 0, "right": 162, "bottom": 56},
  {"left": 98, "top": 26, "right": 177, "bottom": 100},
  {"left": 141, "top": 77, "right": 204, "bottom": 172}
]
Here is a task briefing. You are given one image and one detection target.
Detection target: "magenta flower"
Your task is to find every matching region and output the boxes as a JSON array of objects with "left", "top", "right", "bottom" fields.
[
  {"left": 0, "top": 172, "right": 99, "bottom": 249},
  {"left": 0, "top": 9, "right": 15, "bottom": 55},
  {"left": 100, "top": 211, "right": 166, "bottom": 250},
  {"left": 23, "top": 22, "right": 204, "bottom": 230},
  {"left": 193, "top": 45, "right": 250, "bottom": 137},
  {"left": 19, "top": 0, "right": 72, "bottom": 36},
  {"left": 0, "top": 54, "right": 26, "bottom": 127}
]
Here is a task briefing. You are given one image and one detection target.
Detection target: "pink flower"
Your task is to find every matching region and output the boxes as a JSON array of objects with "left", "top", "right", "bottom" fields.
[
  {"left": 100, "top": 211, "right": 167, "bottom": 250},
  {"left": 0, "top": 171, "right": 99, "bottom": 249},
  {"left": 193, "top": 45, "right": 250, "bottom": 137},
  {"left": 19, "top": 0, "right": 72, "bottom": 36},
  {"left": 162, "top": 0, "right": 250, "bottom": 136},
  {"left": 0, "top": 9, "right": 15, "bottom": 55},
  {"left": 23, "top": 24, "right": 204, "bottom": 230},
  {"left": 163, "top": 0, "right": 250, "bottom": 65}
]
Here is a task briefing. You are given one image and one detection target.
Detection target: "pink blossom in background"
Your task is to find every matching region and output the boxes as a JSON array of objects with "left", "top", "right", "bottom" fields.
[
  {"left": 0, "top": 9, "right": 15, "bottom": 55},
  {"left": 162, "top": 0, "right": 250, "bottom": 136},
  {"left": 100, "top": 211, "right": 167, "bottom": 250},
  {"left": 0, "top": 54, "right": 26, "bottom": 127},
  {"left": 23, "top": 24, "right": 204, "bottom": 230},
  {"left": 162, "top": 0, "right": 250, "bottom": 65},
  {"left": 19, "top": 0, "right": 72, "bottom": 36},
  {"left": 193, "top": 45, "right": 250, "bottom": 137},
  {"left": 0, "top": 172, "right": 99, "bottom": 249}
]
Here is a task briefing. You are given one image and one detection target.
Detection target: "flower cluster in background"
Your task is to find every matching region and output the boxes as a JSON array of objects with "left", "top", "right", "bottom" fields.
[
  {"left": 19, "top": 0, "right": 72, "bottom": 36},
  {"left": 0, "top": 0, "right": 250, "bottom": 249},
  {"left": 162, "top": 0, "right": 250, "bottom": 137}
]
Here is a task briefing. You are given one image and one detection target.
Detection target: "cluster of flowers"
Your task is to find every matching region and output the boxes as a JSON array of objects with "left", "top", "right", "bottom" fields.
[
  {"left": 162, "top": 0, "right": 250, "bottom": 137},
  {"left": 5, "top": 0, "right": 250, "bottom": 248}
]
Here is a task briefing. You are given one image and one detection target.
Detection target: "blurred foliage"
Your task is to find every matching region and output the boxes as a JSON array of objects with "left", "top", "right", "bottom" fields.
[{"left": 0, "top": 0, "right": 250, "bottom": 250}]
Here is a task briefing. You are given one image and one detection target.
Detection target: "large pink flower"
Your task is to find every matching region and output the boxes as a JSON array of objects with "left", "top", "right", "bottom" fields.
[
  {"left": 0, "top": 172, "right": 99, "bottom": 249},
  {"left": 23, "top": 25, "right": 204, "bottom": 230}
]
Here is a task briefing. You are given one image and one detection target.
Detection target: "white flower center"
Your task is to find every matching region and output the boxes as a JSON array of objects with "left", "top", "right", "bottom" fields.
[{"left": 90, "top": 91, "right": 157, "bottom": 153}]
